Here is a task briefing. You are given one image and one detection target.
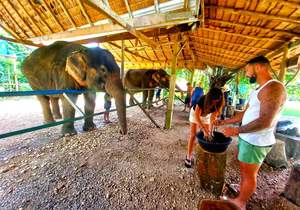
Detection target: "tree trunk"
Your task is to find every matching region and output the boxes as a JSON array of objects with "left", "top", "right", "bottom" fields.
[
  {"left": 283, "top": 163, "right": 300, "bottom": 206},
  {"left": 265, "top": 140, "right": 288, "bottom": 168},
  {"left": 198, "top": 199, "right": 240, "bottom": 210},
  {"left": 195, "top": 145, "right": 227, "bottom": 196}
]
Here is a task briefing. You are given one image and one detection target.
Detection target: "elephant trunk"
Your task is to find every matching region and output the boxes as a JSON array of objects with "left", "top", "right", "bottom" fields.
[{"left": 106, "top": 75, "right": 127, "bottom": 134}]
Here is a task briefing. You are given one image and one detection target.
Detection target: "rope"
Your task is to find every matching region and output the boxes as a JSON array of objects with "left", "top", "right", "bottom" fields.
[
  {"left": 0, "top": 97, "right": 166, "bottom": 139},
  {"left": 0, "top": 89, "right": 89, "bottom": 97}
]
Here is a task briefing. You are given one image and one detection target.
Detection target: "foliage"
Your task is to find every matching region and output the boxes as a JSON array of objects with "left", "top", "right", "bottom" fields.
[
  {"left": 207, "top": 66, "right": 237, "bottom": 88},
  {"left": 0, "top": 28, "right": 34, "bottom": 91}
]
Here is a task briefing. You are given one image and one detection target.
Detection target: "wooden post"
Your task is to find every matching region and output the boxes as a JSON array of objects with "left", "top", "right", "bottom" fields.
[
  {"left": 190, "top": 68, "right": 195, "bottom": 84},
  {"left": 165, "top": 42, "right": 179, "bottom": 129},
  {"left": 121, "top": 40, "right": 125, "bottom": 81},
  {"left": 12, "top": 56, "right": 19, "bottom": 91},
  {"left": 279, "top": 45, "right": 288, "bottom": 82},
  {"left": 195, "top": 145, "right": 227, "bottom": 196},
  {"left": 284, "top": 163, "right": 300, "bottom": 206}
]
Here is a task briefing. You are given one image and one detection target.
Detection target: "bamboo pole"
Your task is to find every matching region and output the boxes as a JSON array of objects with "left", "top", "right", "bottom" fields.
[
  {"left": 121, "top": 40, "right": 125, "bottom": 81},
  {"left": 279, "top": 45, "right": 288, "bottom": 82},
  {"left": 165, "top": 42, "right": 179, "bottom": 129},
  {"left": 12, "top": 56, "right": 19, "bottom": 91}
]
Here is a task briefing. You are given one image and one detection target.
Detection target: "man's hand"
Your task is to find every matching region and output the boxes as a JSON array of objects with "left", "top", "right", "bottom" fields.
[
  {"left": 221, "top": 126, "right": 239, "bottom": 137},
  {"left": 214, "top": 119, "right": 225, "bottom": 126}
]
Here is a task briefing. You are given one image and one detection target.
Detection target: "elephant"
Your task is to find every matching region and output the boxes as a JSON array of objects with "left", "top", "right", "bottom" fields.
[
  {"left": 22, "top": 41, "right": 127, "bottom": 135},
  {"left": 124, "top": 69, "right": 182, "bottom": 108}
]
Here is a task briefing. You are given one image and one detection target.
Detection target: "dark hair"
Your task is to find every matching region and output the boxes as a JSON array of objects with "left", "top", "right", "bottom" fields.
[
  {"left": 247, "top": 56, "right": 270, "bottom": 65},
  {"left": 203, "top": 87, "right": 224, "bottom": 114}
]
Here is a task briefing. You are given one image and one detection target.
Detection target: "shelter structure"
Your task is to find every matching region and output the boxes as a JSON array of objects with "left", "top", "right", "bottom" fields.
[{"left": 0, "top": 0, "right": 300, "bottom": 127}]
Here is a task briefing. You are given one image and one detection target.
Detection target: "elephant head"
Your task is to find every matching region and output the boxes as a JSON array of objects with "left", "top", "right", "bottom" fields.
[
  {"left": 150, "top": 69, "right": 170, "bottom": 88},
  {"left": 65, "top": 48, "right": 127, "bottom": 134}
]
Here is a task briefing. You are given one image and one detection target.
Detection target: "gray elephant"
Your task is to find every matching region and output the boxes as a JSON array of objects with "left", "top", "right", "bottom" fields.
[
  {"left": 124, "top": 69, "right": 182, "bottom": 108},
  {"left": 22, "top": 41, "right": 127, "bottom": 135}
]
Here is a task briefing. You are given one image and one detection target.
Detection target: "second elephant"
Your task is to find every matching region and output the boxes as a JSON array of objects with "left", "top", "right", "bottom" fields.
[{"left": 124, "top": 69, "right": 182, "bottom": 108}]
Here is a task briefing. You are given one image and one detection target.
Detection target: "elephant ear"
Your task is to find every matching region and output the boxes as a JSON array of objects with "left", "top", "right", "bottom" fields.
[
  {"left": 65, "top": 51, "right": 88, "bottom": 87},
  {"left": 152, "top": 72, "right": 161, "bottom": 83}
]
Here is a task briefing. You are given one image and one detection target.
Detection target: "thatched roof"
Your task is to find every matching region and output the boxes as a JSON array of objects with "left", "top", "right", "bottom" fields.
[{"left": 0, "top": 0, "right": 300, "bottom": 71}]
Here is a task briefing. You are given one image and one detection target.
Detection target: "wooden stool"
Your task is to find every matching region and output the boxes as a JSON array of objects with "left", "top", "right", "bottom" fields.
[
  {"left": 195, "top": 144, "right": 227, "bottom": 196},
  {"left": 198, "top": 199, "right": 240, "bottom": 210},
  {"left": 284, "top": 163, "right": 300, "bottom": 206}
]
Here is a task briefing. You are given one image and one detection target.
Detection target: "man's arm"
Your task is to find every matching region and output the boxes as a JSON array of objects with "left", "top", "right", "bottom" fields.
[{"left": 238, "top": 82, "right": 286, "bottom": 133}]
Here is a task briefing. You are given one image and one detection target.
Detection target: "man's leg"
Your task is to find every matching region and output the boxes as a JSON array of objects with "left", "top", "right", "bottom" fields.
[{"left": 229, "top": 161, "right": 261, "bottom": 210}]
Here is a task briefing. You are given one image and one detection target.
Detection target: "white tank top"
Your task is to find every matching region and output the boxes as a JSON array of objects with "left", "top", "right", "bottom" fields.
[{"left": 239, "top": 79, "right": 284, "bottom": 146}]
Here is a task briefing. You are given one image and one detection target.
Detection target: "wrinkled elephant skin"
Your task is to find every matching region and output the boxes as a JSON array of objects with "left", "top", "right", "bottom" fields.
[
  {"left": 22, "top": 41, "right": 127, "bottom": 135},
  {"left": 124, "top": 69, "right": 180, "bottom": 108}
]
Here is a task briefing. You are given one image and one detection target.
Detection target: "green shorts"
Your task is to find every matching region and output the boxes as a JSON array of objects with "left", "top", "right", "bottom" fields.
[{"left": 238, "top": 137, "right": 272, "bottom": 164}]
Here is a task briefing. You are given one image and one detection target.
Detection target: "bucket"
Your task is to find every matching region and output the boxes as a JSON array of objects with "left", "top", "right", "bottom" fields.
[{"left": 196, "top": 131, "right": 232, "bottom": 153}]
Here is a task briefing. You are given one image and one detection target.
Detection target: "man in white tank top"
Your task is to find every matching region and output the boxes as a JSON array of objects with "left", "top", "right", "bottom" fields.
[{"left": 217, "top": 56, "right": 287, "bottom": 210}]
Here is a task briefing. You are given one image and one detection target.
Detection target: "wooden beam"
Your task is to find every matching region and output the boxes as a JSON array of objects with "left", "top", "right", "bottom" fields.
[
  {"left": 207, "top": 6, "right": 300, "bottom": 27},
  {"left": 260, "top": 0, "right": 300, "bottom": 10},
  {"left": 279, "top": 44, "right": 288, "bottom": 82},
  {"left": 206, "top": 19, "right": 300, "bottom": 38},
  {"left": 124, "top": 0, "right": 133, "bottom": 19},
  {"left": 107, "top": 41, "right": 152, "bottom": 61},
  {"left": 0, "top": 35, "right": 42, "bottom": 47},
  {"left": 192, "top": 42, "right": 255, "bottom": 58},
  {"left": 40, "top": 0, "right": 64, "bottom": 31},
  {"left": 83, "top": 0, "right": 157, "bottom": 48},
  {"left": 165, "top": 42, "right": 179, "bottom": 129},
  {"left": 14, "top": 0, "right": 43, "bottom": 36},
  {"left": 183, "top": 0, "right": 189, "bottom": 10},
  {"left": 154, "top": 0, "right": 160, "bottom": 13},
  {"left": 121, "top": 40, "right": 125, "bottom": 80},
  {"left": 27, "top": 0, "right": 53, "bottom": 33},
  {"left": 201, "top": 28, "right": 285, "bottom": 43},
  {"left": 77, "top": 0, "right": 93, "bottom": 26},
  {"left": 196, "top": 52, "right": 244, "bottom": 64},
  {"left": 195, "top": 51, "right": 246, "bottom": 63},
  {"left": 57, "top": 0, "right": 77, "bottom": 28},
  {"left": 267, "top": 39, "right": 300, "bottom": 60},
  {"left": 0, "top": 22, "right": 21, "bottom": 40},
  {"left": 189, "top": 35, "right": 271, "bottom": 51},
  {"left": 30, "top": 11, "right": 196, "bottom": 43},
  {"left": 0, "top": 1, "right": 29, "bottom": 38}
]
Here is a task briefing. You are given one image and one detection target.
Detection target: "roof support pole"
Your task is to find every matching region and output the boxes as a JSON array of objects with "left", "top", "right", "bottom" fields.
[
  {"left": 190, "top": 68, "right": 195, "bottom": 84},
  {"left": 165, "top": 42, "right": 179, "bottom": 129},
  {"left": 121, "top": 40, "right": 125, "bottom": 81},
  {"left": 279, "top": 45, "right": 288, "bottom": 82}
]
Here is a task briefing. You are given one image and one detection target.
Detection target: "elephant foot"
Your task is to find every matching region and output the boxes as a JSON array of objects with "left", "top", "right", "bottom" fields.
[
  {"left": 61, "top": 125, "right": 77, "bottom": 136},
  {"left": 44, "top": 118, "right": 55, "bottom": 124},
  {"left": 53, "top": 114, "right": 62, "bottom": 119},
  {"left": 83, "top": 122, "right": 96, "bottom": 132},
  {"left": 129, "top": 100, "right": 135, "bottom": 106}
]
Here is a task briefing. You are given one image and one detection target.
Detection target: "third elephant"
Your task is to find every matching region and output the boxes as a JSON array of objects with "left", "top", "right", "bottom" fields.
[{"left": 124, "top": 69, "right": 182, "bottom": 108}]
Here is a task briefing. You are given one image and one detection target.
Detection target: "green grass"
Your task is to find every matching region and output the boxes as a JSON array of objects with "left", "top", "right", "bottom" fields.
[{"left": 282, "top": 107, "right": 300, "bottom": 117}]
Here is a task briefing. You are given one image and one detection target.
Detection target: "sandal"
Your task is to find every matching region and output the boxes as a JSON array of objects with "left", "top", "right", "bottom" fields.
[{"left": 184, "top": 156, "right": 194, "bottom": 168}]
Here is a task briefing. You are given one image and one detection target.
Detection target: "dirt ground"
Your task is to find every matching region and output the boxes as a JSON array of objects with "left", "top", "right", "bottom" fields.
[{"left": 0, "top": 96, "right": 299, "bottom": 210}]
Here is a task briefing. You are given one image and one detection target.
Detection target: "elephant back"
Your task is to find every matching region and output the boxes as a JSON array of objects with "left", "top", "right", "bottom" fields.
[{"left": 22, "top": 41, "right": 86, "bottom": 90}]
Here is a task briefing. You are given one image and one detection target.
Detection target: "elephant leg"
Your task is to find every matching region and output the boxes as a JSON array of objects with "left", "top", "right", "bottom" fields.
[
  {"left": 147, "top": 90, "right": 155, "bottom": 109},
  {"left": 37, "top": 95, "right": 54, "bottom": 123},
  {"left": 129, "top": 95, "right": 135, "bottom": 106},
  {"left": 83, "top": 92, "right": 96, "bottom": 131},
  {"left": 142, "top": 90, "right": 148, "bottom": 108},
  {"left": 60, "top": 94, "right": 78, "bottom": 136},
  {"left": 50, "top": 97, "right": 62, "bottom": 119}
]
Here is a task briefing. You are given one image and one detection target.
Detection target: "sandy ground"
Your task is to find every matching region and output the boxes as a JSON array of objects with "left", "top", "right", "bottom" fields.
[{"left": 0, "top": 96, "right": 299, "bottom": 210}]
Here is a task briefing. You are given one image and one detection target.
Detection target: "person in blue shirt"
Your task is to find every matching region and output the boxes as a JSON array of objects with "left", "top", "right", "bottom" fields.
[
  {"left": 190, "top": 82, "right": 204, "bottom": 107},
  {"left": 104, "top": 93, "right": 112, "bottom": 123}
]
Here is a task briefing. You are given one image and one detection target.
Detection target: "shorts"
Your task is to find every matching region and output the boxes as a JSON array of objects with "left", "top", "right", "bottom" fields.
[
  {"left": 104, "top": 101, "right": 112, "bottom": 111},
  {"left": 184, "top": 96, "right": 191, "bottom": 105},
  {"left": 238, "top": 137, "right": 272, "bottom": 164}
]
